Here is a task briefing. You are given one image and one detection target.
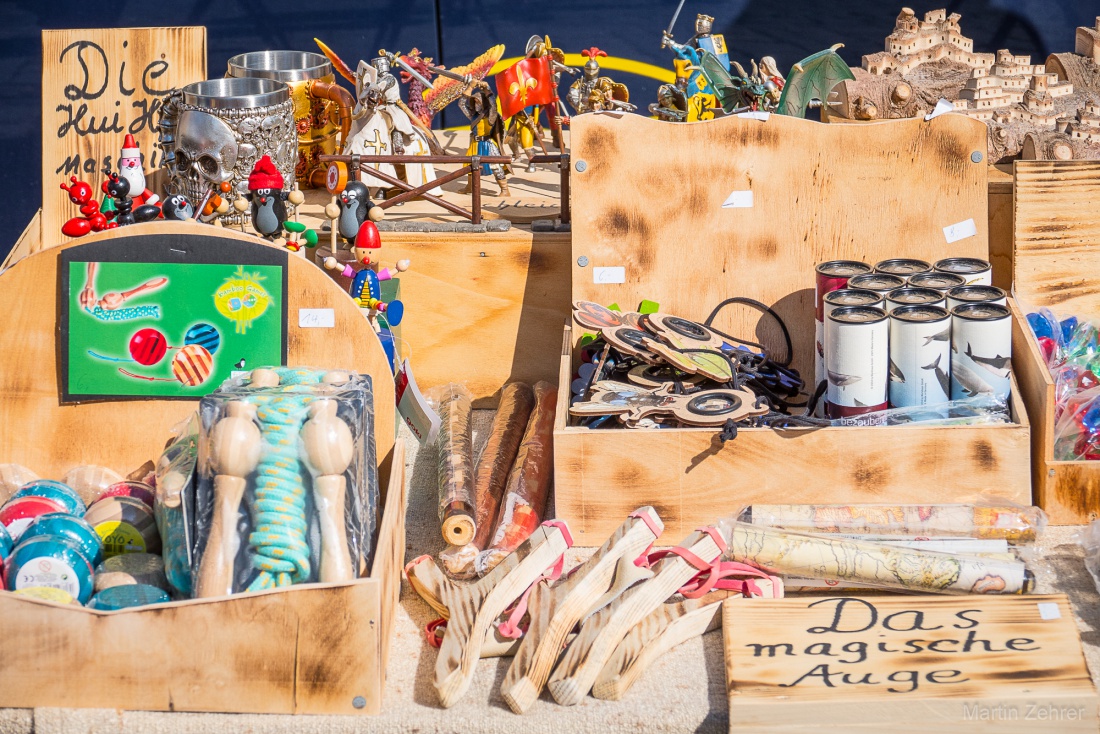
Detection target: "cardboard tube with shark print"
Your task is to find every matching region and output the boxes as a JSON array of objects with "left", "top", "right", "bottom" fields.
[
  {"left": 889, "top": 305, "right": 951, "bottom": 407},
  {"left": 951, "top": 303, "right": 1012, "bottom": 402},
  {"left": 826, "top": 306, "right": 889, "bottom": 418},
  {"left": 717, "top": 520, "right": 1034, "bottom": 595}
]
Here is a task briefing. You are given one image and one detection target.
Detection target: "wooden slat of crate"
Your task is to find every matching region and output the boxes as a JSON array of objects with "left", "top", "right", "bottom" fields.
[
  {"left": 0, "top": 221, "right": 394, "bottom": 483},
  {"left": 724, "top": 594, "right": 1098, "bottom": 733},
  {"left": 555, "top": 325, "right": 1032, "bottom": 545},
  {"left": 315, "top": 229, "right": 571, "bottom": 406},
  {"left": 1012, "top": 160, "right": 1100, "bottom": 523},
  {"left": 0, "top": 441, "right": 405, "bottom": 715},
  {"left": 41, "top": 27, "right": 206, "bottom": 249},
  {"left": 569, "top": 112, "right": 990, "bottom": 383}
]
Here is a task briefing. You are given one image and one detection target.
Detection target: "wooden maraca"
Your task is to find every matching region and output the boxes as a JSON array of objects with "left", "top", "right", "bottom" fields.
[
  {"left": 301, "top": 399, "right": 355, "bottom": 583},
  {"left": 195, "top": 401, "right": 262, "bottom": 598}
]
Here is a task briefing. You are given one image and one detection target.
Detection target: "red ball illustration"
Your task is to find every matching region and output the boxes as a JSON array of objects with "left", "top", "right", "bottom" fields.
[{"left": 129, "top": 328, "right": 167, "bottom": 366}]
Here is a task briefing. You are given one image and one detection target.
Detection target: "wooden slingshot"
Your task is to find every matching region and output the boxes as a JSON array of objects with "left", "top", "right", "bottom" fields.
[
  {"left": 405, "top": 522, "right": 572, "bottom": 708},
  {"left": 545, "top": 526, "right": 727, "bottom": 706},
  {"left": 592, "top": 566, "right": 783, "bottom": 701},
  {"left": 500, "top": 506, "right": 664, "bottom": 714}
]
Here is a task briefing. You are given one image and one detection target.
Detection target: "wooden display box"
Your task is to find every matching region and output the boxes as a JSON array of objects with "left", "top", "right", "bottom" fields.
[
  {"left": 554, "top": 113, "right": 1032, "bottom": 545},
  {"left": 1010, "top": 160, "right": 1100, "bottom": 525},
  {"left": 0, "top": 224, "right": 405, "bottom": 715}
]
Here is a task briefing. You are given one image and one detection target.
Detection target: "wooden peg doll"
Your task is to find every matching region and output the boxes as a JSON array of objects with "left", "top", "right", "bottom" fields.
[
  {"left": 301, "top": 399, "right": 355, "bottom": 582},
  {"left": 195, "top": 401, "right": 262, "bottom": 598}
]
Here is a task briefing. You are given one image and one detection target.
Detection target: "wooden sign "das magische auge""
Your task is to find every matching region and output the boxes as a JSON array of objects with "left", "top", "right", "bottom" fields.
[{"left": 724, "top": 594, "right": 1098, "bottom": 732}]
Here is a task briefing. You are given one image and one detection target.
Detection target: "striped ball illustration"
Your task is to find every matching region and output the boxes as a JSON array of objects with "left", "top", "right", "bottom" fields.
[
  {"left": 128, "top": 329, "right": 167, "bottom": 366},
  {"left": 184, "top": 323, "right": 221, "bottom": 355},
  {"left": 171, "top": 345, "right": 213, "bottom": 387}
]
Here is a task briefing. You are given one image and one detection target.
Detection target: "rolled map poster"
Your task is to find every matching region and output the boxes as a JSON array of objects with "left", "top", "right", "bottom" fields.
[
  {"left": 719, "top": 520, "right": 1034, "bottom": 595},
  {"left": 439, "top": 382, "right": 535, "bottom": 579},
  {"left": 432, "top": 384, "right": 476, "bottom": 547},
  {"left": 742, "top": 504, "right": 1045, "bottom": 544}
]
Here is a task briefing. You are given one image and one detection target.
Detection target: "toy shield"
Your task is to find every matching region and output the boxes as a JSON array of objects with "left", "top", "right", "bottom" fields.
[{"left": 697, "top": 35, "right": 729, "bottom": 71}]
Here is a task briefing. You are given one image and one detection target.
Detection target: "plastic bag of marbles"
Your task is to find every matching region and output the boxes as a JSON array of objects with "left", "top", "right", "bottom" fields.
[
  {"left": 62, "top": 465, "right": 125, "bottom": 505},
  {"left": 191, "top": 367, "right": 378, "bottom": 598},
  {"left": 0, "top": 464, "right": 38, "bottom": 503},
  {"left": 1053, "top": 385, "right": 1100, "bottom": 461}
]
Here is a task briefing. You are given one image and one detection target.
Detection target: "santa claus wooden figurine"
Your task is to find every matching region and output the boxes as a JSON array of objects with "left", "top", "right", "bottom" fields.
[{"left": 117, "top": 134, "right": 160, "bottom": 208}]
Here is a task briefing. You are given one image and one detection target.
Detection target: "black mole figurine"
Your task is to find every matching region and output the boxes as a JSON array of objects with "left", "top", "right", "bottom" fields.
[
  {"left": 241, "top": 155, "right": 302, "bottom": 240},
  {"left": 161, "top": 193, "right": 194, "bottom": 221},
  {"left": 335, "top": 180, "right": 384, "bottom": 245}
]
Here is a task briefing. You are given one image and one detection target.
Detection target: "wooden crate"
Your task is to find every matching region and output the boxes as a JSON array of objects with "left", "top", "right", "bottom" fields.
[
  {"left": 0, "top": 223, "right": 405, "bottom": 714},
  {"left": 554, "top": 112, "right": 1032, "bottom": 545},
  {"left": 1011, "top": 160, "right": 1100, "bottom": 524},
  {"left": 724, "top": 594, "right": 1098, "bottom": 732}
]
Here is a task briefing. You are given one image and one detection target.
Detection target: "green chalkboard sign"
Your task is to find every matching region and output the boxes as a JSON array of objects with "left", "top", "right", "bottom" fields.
[{"left": 60, "top": 233, "right": 288, "bottom": 400}]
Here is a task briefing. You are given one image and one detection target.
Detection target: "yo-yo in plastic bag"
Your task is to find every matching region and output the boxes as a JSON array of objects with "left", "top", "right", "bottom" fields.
[
  {"left": 154, "top": 414, "right": 200, "bottom": 596},
  {"left": 1053, "top": 385, "right": 1100, "bottom": 461},
  {"left": 0, "top": 464, "right": 38, "bottom": 504},
  {"left": 192, "top": 366, "right": 378, "bottom": 597},
  {"left": 829, "top": 394, "right": 1009, "bottom": 428}
]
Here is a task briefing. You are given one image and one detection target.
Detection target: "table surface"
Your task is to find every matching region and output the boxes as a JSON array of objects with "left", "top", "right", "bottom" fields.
[{"left": 2, "top": 414, "right": 1099, "bottom": 734}]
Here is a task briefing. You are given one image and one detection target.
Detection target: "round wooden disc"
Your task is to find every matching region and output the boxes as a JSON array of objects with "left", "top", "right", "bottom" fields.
[
  {"left": 441, "top": 514, "right": 476, "bottom": 546},
  {"left": 326, "top": 162, "right": 349, "bottom": 194},
  {"left": 94, "top": 552, "right": 169, "bottom": 592}
]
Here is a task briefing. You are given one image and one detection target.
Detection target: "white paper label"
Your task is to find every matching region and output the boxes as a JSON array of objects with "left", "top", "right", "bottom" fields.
[
  {"left": 943, "top": 219, "right": 977, "bottom": 243},
  {"left": 4, "top": 518, "right": 33, "bottom": 542},
  {"left": 14, "top": 557, "right": 81, "bottom": 597},
  {"left": 298, "top": 308, "right": 335, "bottom": 328},
  {"left": 593, "top": 266, "right": 625, "bottom": 284},
  {"left": 737, "top": 111, "right": 771, "bottom": 121},
  {"left": 722, "top": 190, "right": 754, "bottom": 209},
  {"left": 1037, "top": 602, "right": 1061, "bottom": 620},
  {"left": 924, "top": 98, "right": 955, "bottom": 120},
  {"left": 396, "top": 358, "right": 440, "bottom": 445}
]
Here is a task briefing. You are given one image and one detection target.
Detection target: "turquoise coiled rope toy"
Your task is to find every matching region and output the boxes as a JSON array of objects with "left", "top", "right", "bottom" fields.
[{"left": 244, "top": 367, "right": 325, "bottom": 591}]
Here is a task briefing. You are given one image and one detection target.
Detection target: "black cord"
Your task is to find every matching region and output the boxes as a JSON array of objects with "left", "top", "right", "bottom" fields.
[{"left": 703, "top": 297, "right": 795, "bottom": 368}]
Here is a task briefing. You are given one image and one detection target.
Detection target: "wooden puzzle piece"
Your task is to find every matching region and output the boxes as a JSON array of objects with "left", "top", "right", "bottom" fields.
[
  {"left": 569, "top": 381, "right": 766, "bottom": 427},
  {"left": 500, "top": 507, "right": 663, "bottom": 714},
  {"left": 626, "top": 364, "right": 705, "bottom": 388}
]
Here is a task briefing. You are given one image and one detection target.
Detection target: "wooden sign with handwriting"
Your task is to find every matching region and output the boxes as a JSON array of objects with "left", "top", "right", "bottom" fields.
[
  {"left": 41, "top": 27, "right": 206, "bottom": 246},
  {"left": 724, "top": 595, "right": 1098, "bottom": 733}
]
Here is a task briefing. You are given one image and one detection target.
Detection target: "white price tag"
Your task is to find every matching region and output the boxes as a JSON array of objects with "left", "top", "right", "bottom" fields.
[
  {"left": 298, "top": 308, "right": 335, "bottom": 328},
  {"left": 924, "top": 98, "right": 955, "bottom": 120},
  {"left": 722, "top": 190, "right": 754, "bottom": 209},
  {"left": 943, "top": 219, "right": 977, "bottom": 244},
  {"left": 593, "top": 266, "right": 625, "bottom": 284},
  {"left": 1037, "top": 602, "right": 1061, "bottom": 620},
  {"left": 396, "top": 359, "right": 440, "bottom": 445},
  {"left": 737, "top": 111, "right": 771, "bottom": 121}
]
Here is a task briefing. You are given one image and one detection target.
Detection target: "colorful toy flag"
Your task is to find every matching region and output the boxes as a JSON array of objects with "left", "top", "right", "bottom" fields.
[{"left": 494, "top": 56, "right": 555, "bottom": 119}]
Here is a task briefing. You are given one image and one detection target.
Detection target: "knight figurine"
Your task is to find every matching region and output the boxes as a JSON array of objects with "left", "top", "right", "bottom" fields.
[
  {"left": 459, "top": 80, "right": 511, "bottom": 197},
  {"left": 344, "top": 56, "right": 441, "bottom": 196},
  {"left": 567, "top": 48, "right": 634, "bottom": 115}
]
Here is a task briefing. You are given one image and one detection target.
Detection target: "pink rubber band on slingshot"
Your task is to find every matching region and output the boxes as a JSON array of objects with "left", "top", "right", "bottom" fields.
[
  {"left": 496, "top": 520, "right": 574, "bottom": 639},
  {"left": 404, "top": 554, "right": 433, "bottom": 579}
]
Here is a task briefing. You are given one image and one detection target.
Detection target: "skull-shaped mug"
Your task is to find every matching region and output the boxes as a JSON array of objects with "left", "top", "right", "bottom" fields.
[{"left": 158, "top": 77, "right": 296, "bottom": 215}]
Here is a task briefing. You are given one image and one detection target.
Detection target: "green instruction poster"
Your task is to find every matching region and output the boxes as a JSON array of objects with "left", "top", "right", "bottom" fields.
[{"left": 61, "top": 235, "right": 287, "bottom": 400}]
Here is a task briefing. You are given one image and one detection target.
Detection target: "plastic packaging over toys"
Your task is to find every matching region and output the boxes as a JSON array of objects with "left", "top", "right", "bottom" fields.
[
  {"left": 828, "top": 394, "right": 1011, "bottom": 427},
  {"left": 192, "top": 366, "right": 379, "bottom": 597},
  {"left": 155, "top": 414, "right": 200, "bottom": 596}
]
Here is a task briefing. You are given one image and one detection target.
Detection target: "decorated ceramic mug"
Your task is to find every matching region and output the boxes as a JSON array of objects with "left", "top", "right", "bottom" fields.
[{"left": 227, "top": 51, "right": 353, "bottom": 187}]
